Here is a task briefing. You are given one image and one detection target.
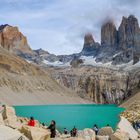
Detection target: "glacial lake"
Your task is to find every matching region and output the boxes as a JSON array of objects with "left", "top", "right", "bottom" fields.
[{"left": 14, "top": 104, "right": 124, "bottom": 132}]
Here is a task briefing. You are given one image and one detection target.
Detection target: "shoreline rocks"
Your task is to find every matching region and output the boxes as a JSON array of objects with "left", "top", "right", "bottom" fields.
[{"left": 0, "top": 105, "right": 140, "bottom": 140}]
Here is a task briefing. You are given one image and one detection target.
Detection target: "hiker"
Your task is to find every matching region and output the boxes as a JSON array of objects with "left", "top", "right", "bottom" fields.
[
  {"left": 28, "top": 117, "right": 35, "bottom": 127},
  {"left": 47, "top": 120, "right": 56, "bottom": 138},
  {"left": 92, "top": 124, "right": 99, "bottom": 135},
  {"left": 133, "top": 121, "right": 140, "bottom": 130},
  {"left": 63, "top": 128, "right": 68, "bottom": 134},
  {"left": 70, "top": 126, "right": 77, "bottom": 137}
]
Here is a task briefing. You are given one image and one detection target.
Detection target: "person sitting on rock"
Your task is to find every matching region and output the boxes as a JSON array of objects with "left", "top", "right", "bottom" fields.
[
  {"left": 63, "top": 128, "right": 68, "bottom": 134},
  {"left": 47, "top": 120, "right": 56, "bottom": 138},
  {"left": 70, "top": 126, "right": 77, "bottom": 137},
  {"left": 28, "top": 116, "right": 35, "bottom": 127},
  {"left": 92, "top": 124, "right": 99, "bottom": 135}
]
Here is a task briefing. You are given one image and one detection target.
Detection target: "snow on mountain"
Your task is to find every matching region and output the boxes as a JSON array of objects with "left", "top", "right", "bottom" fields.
[{"left": 43, "top": 60, "right": 70, "bottom": 67}]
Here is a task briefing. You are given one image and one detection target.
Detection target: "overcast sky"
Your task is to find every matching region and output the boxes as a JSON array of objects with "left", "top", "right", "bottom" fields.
[{"left": 0, "top": 0, "right": 140, "bottom": 55}]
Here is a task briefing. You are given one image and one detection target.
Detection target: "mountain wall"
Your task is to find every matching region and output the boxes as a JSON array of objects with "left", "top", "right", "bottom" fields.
[{"left": 49, "top": 66, "right": 140, "bottom": 104}]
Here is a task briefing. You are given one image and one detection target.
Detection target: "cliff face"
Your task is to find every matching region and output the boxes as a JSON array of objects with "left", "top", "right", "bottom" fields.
[
  {"left": 0, "top": 25, "right": 33, "bottom": 54},
  {"left": 81, "top": 33, "right": 100, "bottom": 56},
  {"left": 101, "top": 21, "right": 118, "bottom": 48},
  {"left": 49, "top": 66, "right": 140, "bottom": 104},
  {"left": 118, "top": 15, "right": 140, "bottom": 50}
]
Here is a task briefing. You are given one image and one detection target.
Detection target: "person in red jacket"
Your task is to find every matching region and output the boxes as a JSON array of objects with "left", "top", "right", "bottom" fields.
[{"left": 28, "top": 117, "right": 35, "bottom": 127}]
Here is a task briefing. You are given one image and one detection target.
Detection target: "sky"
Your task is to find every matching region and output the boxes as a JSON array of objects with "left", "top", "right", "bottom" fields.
[{"left": 0, "top": 0, "right": 140, "bottom": 55}]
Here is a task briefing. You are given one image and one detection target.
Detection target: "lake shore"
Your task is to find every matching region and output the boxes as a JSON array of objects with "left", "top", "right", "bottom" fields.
[{"left": 0, "top": 105, "right": 140, "bottom": 140}]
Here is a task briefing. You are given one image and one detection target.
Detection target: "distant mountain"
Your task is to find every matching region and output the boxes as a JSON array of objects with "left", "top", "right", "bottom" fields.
[
  {"left": 17, "top": 15, "right": 140, "bottom": 68},
  {"left": 0, "top": 15, "right": 140, "bottom": 68}
]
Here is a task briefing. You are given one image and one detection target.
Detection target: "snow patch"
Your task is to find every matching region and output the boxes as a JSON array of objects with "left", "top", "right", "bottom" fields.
[
  {"left": 124, "top": 60, "right": 140, "bottom": 71},
  {"left": 43, "top": 60, "right": 70, "bottom": 67},
  {"left": 80, "top": 56, "right": 112, "bottom": 67}
]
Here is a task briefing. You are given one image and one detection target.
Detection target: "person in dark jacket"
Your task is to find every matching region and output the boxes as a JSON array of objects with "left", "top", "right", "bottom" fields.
[
  {"left": 63, "top": 128, "right": 68, "bottom": 134},
  {"left": 92, "top": 124, "right": 99, "bottom": 135},
  {"left": 70, "top": 126, "right": 77, "bottom": 137},
  {"left": 47, "top": 120, "right": 56, "bottom": 138}
]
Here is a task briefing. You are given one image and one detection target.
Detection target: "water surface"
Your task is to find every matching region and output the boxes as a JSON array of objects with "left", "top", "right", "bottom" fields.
[{"left": 14, "top": 104, "right": 124, "bottom": 131}]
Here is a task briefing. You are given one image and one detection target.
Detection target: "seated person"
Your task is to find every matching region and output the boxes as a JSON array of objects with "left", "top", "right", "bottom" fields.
[{"left": 28, "top": 117, "right": 35, "bottom": 127}]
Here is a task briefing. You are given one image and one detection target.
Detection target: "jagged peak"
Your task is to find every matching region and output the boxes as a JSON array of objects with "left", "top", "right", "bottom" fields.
[
  {"left": 121, "top": 15, "right": 138, "bottom": 24},
  {"left": 0, "top": 24, "right": 10, "bottom": 31},
  {"left": 128, "top": 15, "right": 137, "bottom": 20},
  {"left": 101, "top": 20, "right": 116, "bottom": 30},
  {"left": 84, "top": 33, "right": 95, "bottom": 45},
  {"left": 34, "top": 48, "right": 49, "bottom": 55}
]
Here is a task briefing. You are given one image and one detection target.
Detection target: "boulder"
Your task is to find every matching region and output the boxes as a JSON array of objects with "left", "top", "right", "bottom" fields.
[
  {"left": 96, "top": 135, "right": 109, "bottom": 140},
  {"left": 117, "top": 117, "right": 138, "bottom": 140},
  {"left": 138, "top": 129, "right": 140, "bottom": 136},
  {"left": 98, "top": 127, "right": 114, "bottom": 136},
  {"left": 0, "top": 113, "right": 4, "bottom": 125},
  {"left": 0, "top": 125, "right": 29, "bottom": 140},
  {"left": 110, "top": 129, "right": 129, "bottom": 140},
  {"left": 2, "top": 106, "right": 21, "bottom": 129},
  {"left": 78, "top": 128, "right": 96, "bottom": 140},
  {"left": 2, "top": 105, "right": 17, "bottom": 120},
  {"left": 66, "top": 138, "right": 84, "bottom": 140},
  {"left": 20, "top": 125, "right": 50, "bottom": 140}
]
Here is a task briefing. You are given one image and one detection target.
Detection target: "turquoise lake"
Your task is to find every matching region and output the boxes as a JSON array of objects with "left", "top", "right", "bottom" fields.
[{"left": 14, "top": 104, "right": 124, "bottom": 132}]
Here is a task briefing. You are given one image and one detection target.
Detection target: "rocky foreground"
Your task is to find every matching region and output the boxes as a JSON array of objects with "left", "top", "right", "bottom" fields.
[{"left": 0, "top": 105, "right": 140, "bottom": 140}]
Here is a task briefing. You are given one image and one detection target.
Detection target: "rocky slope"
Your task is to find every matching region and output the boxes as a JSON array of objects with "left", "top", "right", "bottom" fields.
[
  {"left": 120, "top": 92, "right": 140, "bottom": 122},
  {"left": 0, "top": 47, "right": 89, "bottom": 105}
]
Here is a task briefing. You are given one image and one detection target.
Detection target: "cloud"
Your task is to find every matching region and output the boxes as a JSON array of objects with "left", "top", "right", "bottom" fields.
[{"left": 0, "top": 0, "right": 140, "bottom": 55}]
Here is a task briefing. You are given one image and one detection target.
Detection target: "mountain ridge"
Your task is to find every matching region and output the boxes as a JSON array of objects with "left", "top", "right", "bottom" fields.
[{"left": 11, "top": 15, "right": 139, "bottom": 68}]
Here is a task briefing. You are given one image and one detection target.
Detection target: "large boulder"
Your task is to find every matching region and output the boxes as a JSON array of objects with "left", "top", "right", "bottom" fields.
[
  {"left": 98, "top": 127, "right": 114, "bottom": 136},
  {"left": 2, "top": 105, "right": 17, "bottom": 120},
  {"left": 20, "top": 125, "right": 50, "bottom": 140},
  {"left": 138, "top": 129, "right": 140, "bottom": 135},
  {"left": 0, "top": 113, "right": 4, "bottom": 125},
  {"left": 117, "top": 117, "right": 138, "bottom": 140},
  {"left": 66, "top": 138, "right": 84, "bottom": 140},
  {"left": 78, "top": 128, "right": 96, "bottom": 140},
  {"left": 110, "top": 129, "right": 129, "bottom": 140},
  {"left": 96, "top": 135, "right": 109, "bottom": 140},
  {"left": 2, "top": 105, "right": 21, "bottom": 129},
  {"left": 0, "top": 125, "right": 29, "bottom": 140}
]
